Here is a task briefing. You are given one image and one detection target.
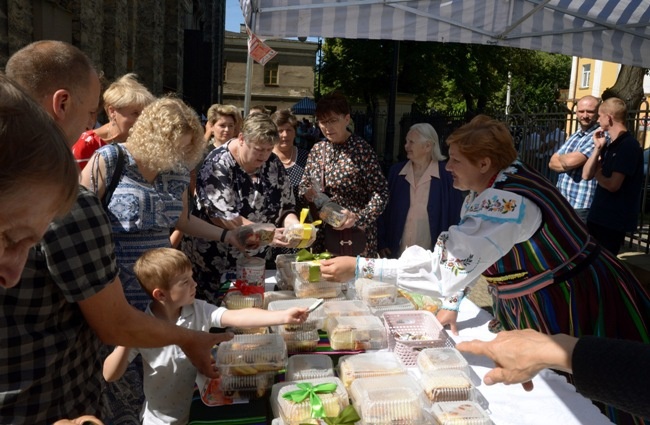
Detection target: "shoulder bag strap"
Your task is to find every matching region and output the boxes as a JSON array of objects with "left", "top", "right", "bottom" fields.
[{"left": 102, "top": 144, "right": 125, "bottom": 208}]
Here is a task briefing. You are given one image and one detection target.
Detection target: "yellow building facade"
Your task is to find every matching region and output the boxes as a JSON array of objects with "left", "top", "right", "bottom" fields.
[{"left": 568, "top": 57, "right": 650, "bottom": 149}]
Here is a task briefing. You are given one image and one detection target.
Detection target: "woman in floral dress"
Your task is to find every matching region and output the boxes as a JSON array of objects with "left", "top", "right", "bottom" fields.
[
  {"left": 181, "top": 113, "right": 299, "bottom": 303},
  {"left": 298, "top": 91, "right": 388, "bottom": 256},
  {"left": 320, "top": 115, "right": 650, "bottom": 425}
]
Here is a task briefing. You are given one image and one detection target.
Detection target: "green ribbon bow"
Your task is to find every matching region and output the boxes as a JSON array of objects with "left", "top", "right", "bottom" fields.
[
  {"left": 282, "top": 382, "right": 338, "bottom": 419},
  {"left": 323, "top": 405, "right": 361, "bottom": 425},
  {"left": 296, "top": 249, "right": 333, "bottom": 262}
]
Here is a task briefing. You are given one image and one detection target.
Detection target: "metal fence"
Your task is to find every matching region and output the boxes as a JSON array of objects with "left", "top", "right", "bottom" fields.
[{"left": 355, "top": 99, "right": 650, "bottom": 253}]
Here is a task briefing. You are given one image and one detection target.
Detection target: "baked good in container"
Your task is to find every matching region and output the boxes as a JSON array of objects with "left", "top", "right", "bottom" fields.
[{"left": 422, "top": 370, "right": 473, "bottom": 403}]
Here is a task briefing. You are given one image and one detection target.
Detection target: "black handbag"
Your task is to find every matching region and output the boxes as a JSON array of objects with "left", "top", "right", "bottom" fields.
[
  {"left": 323, "top": 226, "right": 367, "bottom": 256},
  {"left": 317, "top": 143, "right": 367, "bottom": 256}
]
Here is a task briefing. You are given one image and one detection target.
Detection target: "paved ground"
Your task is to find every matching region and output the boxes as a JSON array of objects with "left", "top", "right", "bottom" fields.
[{"left": 467, "top": 243, "right": 650, "bottom": 316}]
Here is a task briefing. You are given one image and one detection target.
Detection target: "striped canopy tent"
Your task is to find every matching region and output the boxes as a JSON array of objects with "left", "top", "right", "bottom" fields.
[
  {"left": 292, "top": 97, "right": 317, "bottom": 115},
  {"left": 240, "top": 0, "right": 650, "bottom": 68}
]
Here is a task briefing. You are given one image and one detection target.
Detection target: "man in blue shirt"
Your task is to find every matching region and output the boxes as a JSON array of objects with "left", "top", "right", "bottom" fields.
[{"left": 549, "top": 95, "right": 600, "bottom": 222}]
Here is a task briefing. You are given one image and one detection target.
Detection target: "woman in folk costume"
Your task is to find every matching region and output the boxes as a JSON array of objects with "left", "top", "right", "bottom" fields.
[{"left": 321, "top": 115, "right": 650, "bottom": 425}]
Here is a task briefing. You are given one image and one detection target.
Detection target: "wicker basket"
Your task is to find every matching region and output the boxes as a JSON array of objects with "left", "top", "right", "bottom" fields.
[{"left": 383, "top": 310, "right": 453, "bottom": 367}]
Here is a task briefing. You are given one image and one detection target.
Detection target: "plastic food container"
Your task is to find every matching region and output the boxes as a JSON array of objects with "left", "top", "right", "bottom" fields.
[
  {"left": 322, "top": 300, "right": 371, "bottom": 331},
  {"left": 416, "top": 347, "right": 470, "bottom": 376},
  {"left": 236, "top": 257, "right": 266, "bottom": 287},
  {"left": 327, "top": 315, "right": 387, "bottom": 351},
  {"left": 226, "top": 326, "right": 269, "bottom": 335},
  {"left": 293, "top": 278, "right": 343, "bottom": 299},
  {"left": 293, "top": 260, "right": 322, "bottom": 283},
  {"left": 236, "top": 223, "right": 276, "bottom": 249},
  {"left": 282, "top": 329, "right": 320, "bottom": 352},
  {"left": 369, "top": 296, "right": 415, "bottom": 317},
  {"left": 263, "top": 290, "right": 296, "bottom": 309},
  {"left": 350, "top": 374, "right": 426, "bottom": 425},
  {"left": 422, "top": 370, "right": 475, "bottom": 403},
  {"left": 430, "top": 401, "right": 491, "bottom": 425},
  {"left": 319, "top": 201, "right": 348, "bottom": 228},
  {"left": 216, "top": 334, "right": 287, "bottom": 392},
  {"left": 267, "top": 298, "right": 325, "bottom": 332},
  {"left": 357, "top": 279, "right": 398, "bottom": 307},
  {"left": 275, "top": 254, "right": 298, "bottom": 290},
  {"left": 276, "top": 377, "right": 349, "bottom": 425},
  {"left": 338, "top": 352, "right": 406, "bottom": 389},
  {"left": 286, "top": 354, "right": 334, "bottom": 381},
  {"left": 384, "top": 310, "right": 453, "bottom": 367},
  {"left": 223, "top": 290, "right": 263, "bottom": 309},
  {"left": 284, "top": 223, "right": 318, "bottom": 249}
]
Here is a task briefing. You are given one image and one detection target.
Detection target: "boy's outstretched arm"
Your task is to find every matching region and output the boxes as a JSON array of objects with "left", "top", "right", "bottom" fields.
[
  {"left": 103, "top": 346, "right": 132, "bottom": 382},
  {"left": 221, "top": 307, "right": 309, "bottom": 328}
]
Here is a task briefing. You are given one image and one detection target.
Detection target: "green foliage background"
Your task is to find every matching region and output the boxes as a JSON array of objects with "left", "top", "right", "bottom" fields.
[{"left": 319, "top": 39, "right": 572, "bottom": 114}]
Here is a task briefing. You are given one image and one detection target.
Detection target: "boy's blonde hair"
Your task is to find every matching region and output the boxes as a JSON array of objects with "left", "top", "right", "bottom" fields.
[{"left": 134, "top": 248, "right": 193, "bottom": 297}]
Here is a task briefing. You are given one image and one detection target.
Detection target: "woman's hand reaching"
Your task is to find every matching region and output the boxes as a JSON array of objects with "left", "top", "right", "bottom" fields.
[{"left": 320, "top": 256, "right": 356, "bottom": 282}]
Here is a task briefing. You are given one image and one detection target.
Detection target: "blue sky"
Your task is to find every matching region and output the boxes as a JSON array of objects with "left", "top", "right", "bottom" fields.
[{"left": 226, "top": 0, "right": 245, "bottom": 32}]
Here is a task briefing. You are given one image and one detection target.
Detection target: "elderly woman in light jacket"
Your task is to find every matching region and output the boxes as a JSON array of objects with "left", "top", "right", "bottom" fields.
[{"left": 378, "top": 123, "right": 464, "bottom": 258}]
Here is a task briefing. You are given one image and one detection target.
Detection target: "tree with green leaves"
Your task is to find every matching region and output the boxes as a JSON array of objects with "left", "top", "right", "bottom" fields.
[{"left": 319, "top": 39, "right": 572, "bottom": 115}]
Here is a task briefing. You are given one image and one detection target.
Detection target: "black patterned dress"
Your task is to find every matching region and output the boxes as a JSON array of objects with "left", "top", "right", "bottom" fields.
[
  {"left": 180, "top": 141, "right": 295, "bottom": 303},
  {"left": 298, "top": 135, "right": 389, "bottom": 256}
]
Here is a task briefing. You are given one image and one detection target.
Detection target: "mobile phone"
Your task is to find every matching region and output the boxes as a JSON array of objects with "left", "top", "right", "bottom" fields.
[{"left": 307, "top": 298, "right": 324, "bottom": 313}]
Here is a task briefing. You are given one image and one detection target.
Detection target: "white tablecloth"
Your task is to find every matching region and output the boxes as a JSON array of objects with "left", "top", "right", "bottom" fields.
[
  {"left": 451, "top": 299, "right": 613, "bottom": 425},
  {"left": 264, "top": 273, "right": 613, "bottom": 425}
]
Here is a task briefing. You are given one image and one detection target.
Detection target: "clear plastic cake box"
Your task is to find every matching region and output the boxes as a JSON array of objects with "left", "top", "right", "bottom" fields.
[
  {"left": 286, "top": 354, "right": 334, "bottom": 382},
  {"left": 292, "top": 260, "right": 323, "bottom": 283},
  {"left": 337, "top": 351, "right": 406, "bottom": 390},
  {"left": 216, "top": 334, "right": 287, "bottom": 391},
  {"left": 223, "top": 290, "right": 263, "bottom": 309},
  {"left": 430, "top": 401, "right": 491, "bottom": 425},
  {"left": 275, "top": 377, "right": 349, "bottom": 425},
  {"left": 267, "top": 297, "right": 325, "bottom": 332},
  {"left": 322, "top": 299, "right": 371, "bottom": 331},
  {"left": 281, "top": 329, "right": 320, "bottom": 352},
  {"left": 327, "top": 315, "right": 387, "bottom": 351},
  {"left": 293, "top": 278, "right": 343, "bottom": 299},
  {"left": 354, "top": 278, "right": 398, "bottom": 307},
  {"left": 421, "top": 369, "right": 476, "bottom": 403},
  {"left": 417, "top": 347, "right": 471, "bottom": 376},
  {"left": 350, "top": 374, "right": 428, "bottom": 425}
]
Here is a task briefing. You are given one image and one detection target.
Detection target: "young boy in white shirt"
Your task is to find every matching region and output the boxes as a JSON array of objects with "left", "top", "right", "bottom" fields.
[{"left": 103, "top": 248, "right": 309, "bottom": 425}]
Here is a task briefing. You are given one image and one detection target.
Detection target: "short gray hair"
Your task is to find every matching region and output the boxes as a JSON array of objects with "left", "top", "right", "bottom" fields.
[{"left": 242, "top": 113, "right": 279, "bottom": 147}]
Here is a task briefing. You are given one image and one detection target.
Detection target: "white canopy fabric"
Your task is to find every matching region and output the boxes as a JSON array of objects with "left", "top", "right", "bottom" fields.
[{"left": 240, "top": 0, "right": 650, "bottom": 68}]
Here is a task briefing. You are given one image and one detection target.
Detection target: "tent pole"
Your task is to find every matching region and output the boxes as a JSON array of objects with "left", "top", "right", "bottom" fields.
[
  {"left": 244, "top": 49, "right": 253, "bottom": 116},
  {"left": 243, "top": 8, "right": 257, "bottom": 116},
  {"left": 385, "top": 40, "right": 400, "bottom": 164}
]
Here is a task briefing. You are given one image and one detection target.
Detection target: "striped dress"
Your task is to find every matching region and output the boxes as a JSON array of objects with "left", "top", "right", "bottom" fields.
[
  {"left": 486, "top": 162, "right": 650, "bottom": 425},
  {"left": 486, "top": 162, "right": 650, "bottom": 342}
]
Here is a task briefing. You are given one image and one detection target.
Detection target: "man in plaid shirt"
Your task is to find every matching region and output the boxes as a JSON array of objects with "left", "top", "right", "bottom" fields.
[
  {"left": 549, "top": 95, "right": 600, "bottom": 222},
  {"left": 1, "top": 41, "right": 231, "bottom": 424}
]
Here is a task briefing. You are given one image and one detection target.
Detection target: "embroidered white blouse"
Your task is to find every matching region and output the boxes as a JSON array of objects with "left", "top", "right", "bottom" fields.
[{"left": 358, "top": 169, "right": 543, "bottom": 297}]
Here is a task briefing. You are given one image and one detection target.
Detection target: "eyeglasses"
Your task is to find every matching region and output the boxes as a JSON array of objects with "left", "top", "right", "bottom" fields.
[{"left": 318, "top": 116, "right": 343, "bottom": 127}]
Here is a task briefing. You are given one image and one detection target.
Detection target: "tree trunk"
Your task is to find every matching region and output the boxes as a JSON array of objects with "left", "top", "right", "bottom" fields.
[{"left": 601, "top": 65, "right": 646, "bottom": 111}]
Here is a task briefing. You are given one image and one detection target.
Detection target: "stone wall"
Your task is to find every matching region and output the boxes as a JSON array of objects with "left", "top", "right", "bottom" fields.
[{"left": 1, "top": 0, "right": 196, "bottom": 98}]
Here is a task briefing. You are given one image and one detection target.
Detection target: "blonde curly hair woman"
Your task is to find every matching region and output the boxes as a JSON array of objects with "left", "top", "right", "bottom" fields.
[{"left": 79, "top": 96, "right": 241, "bottom": 423}]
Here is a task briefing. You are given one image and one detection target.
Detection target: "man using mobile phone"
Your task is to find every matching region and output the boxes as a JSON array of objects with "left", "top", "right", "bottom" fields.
[{"left": 582, "top": 97, "right": 644, "bottom": 255}]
